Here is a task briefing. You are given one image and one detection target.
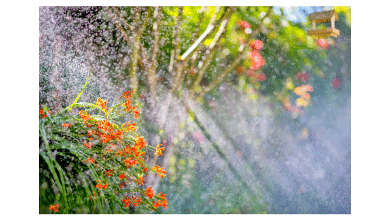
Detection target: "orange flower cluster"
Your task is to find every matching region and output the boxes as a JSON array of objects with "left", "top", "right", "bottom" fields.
[
  {"left": 39, "top": 108, "right": 51, "bottom": 118},
  {"left": 123, "top": 91, "right": 140, "bottom": 118},
  {"left": 122, "top": 195, "right": 142, "bottom": 207},
  {"left": 85, "top": 157, "right": 95, "bottom": 163},
  {"left": 119, "top": 174, "right": 127, "bottom": 180},
  {"left": 152, "top": 165, "right": 166, "bottom": 178},
  {"left": 105, "top": 170, "right": 114, "bottom": 176},
  {"left": 122, "top": 121, "right": 137, "bottom": 132},
  {"left": 49, "top": 204, "right": 59, "bottom": 212},
  {"left": 96, "top": 180, "right": 108, "bottom": 190},
  {"left": 83, "top": 141, "right": 92, "bottom": 148},
  {"left": 134, "top": 136, "right": 146, "bottom": 149},
  {"left": 96, "top": 97, "right": 108, "bottom": 113},
  {"left": 145, "top": 187, "right": 154, "bottom": 199},
  {"left": 95, "top": 120, "right": 123, "bottom": 144},
  {"left": 155, "top": 144, "right": 165, "bottom": 156},
  {"left": 153, "top": 193, "right": 167, "bottom": 209},
  {"left": 294, "top": 84, "right": 314, "bottom": 107},
  {"left": 134, "top": 176, "right": 145, "bottom": 186},
  {"left": 119, "top": 182, "right": 126, "bottom": 189},
  {"left": 79, "top": 110, "right": 91, "bottom": 123},
  {"left": 62, "top": 123, "right": 72, "bottom": 128},
  {"left": 69, "top": 92, "right": 168, "bottom": 212},
  {"left": 115, "top": 139, "right": 146, "bottom": 168},
  {"left": 123, "top": 157, "right": 139, "bottom": 168}
]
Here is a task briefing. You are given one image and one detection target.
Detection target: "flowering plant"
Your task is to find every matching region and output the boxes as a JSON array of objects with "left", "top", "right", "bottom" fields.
[{"left": 39, "top": 75, "right": 167, "bottom": 214}]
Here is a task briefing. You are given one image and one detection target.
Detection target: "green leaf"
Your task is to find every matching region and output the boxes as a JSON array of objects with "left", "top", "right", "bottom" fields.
[{"left": 67, "top": 70, "right": 93, "bottom": 113}]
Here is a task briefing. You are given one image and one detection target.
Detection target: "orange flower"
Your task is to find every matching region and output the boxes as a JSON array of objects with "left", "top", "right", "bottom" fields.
[
  {"left": 105, "top": 170, "right": 114, "bottom": 176},
  {"left": 134, "top": 136, "right": 146, "bottom": 150},
  {"left": 155, "top": 144, "right": 165, "bottom": 156},
  {"left": 143, "top": 168, "right": 148, "bottom": 173},
  {"left": 62, "top": 123, "right": 72, "bottom": 128},
  {"left": 122, "top": 121, "right": 137, "bottom": 132},
  {"left": 79, "top": 110, "right": 91, "bottom": 123},
  {"left": 96, "top": 180, "right": 108, "bottom": 190},
  {"left": 123, "top": 91, "right": 133, "bottom": 100},
  {"left": 135, "top": 176, "right": 145, "bottom": 186},
  {"left": 123, "top": 157, "right": 138, "bottom": 168},
  {"left": 39, "top": 108, "right": 51, "bottom": 118},
  {"left": 152, "top": 165, "right": 167, "bottom": 178},
  {"left": 294, "top": 87, "right": 304, "bottom": 96},
  {"left": 85, "top": 157, "right": 95, "bottom": 163},
  {"left": 153, "top": 201, "right": 161, "bottom": 209},
  {"left": 302, "top": 92, "right": 311, "bottom": 100},
  {"left": 296, "top": 98, "right": 308, "bottom": 107},
  {"left": 145, "top": 187, "right": 154, "bottom": 199},
  {"left": 122, "top": 195, "right": 141, "bottom": 208},
  {"left": 119, "top": 174, "right": 126, "bottom": 180},
  {"left": 119, "top": 182, "right": 126, "bottom": 189},
  {"left": 122, "top": 195, "right": 132, "bottom": 207},
  {"left": 133, "top": 109, "right": 140, "bottom": 118},
  {"left": 49, "top": 204, "right": 59, "bottom": 212},
  {"left": 83, "top": 141, "right": 92, "bottom": 149},
  {"left": 96, "top": 97, "right": 108, "bottom": 112},
  {"left": 154, "top": 193, "right": 168, "bottom": 209},
  {"left": 132, "top": 196, "right": 141, "bottom": 207}
]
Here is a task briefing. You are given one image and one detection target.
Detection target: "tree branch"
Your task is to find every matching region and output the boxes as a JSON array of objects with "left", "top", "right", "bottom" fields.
[
  {"left": 191, "top": 8, "right": 234, "bottom": 91},
  {"left": 130, "top": 7, "right": 151, "bottom": 93},
  {"left": 106, "top": 7, "right": 131, "bottom": 45},
  {"left": 147, "top": 6, "right": 162, "bottom": 106},
  {"left": 196, "top": 53, "right": 245, "bottom": 99},
  {"left": 195, "top": 6, "right": 274, "bottom": 99},
  {"left": 170, "top": 7, "right": 185, "bottom": 92}
]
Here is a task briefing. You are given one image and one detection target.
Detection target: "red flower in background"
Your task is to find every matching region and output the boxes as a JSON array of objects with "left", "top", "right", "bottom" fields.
[
  {"left": 250, "top": 40, "right": 264, "bottom": 50},
  {"left": 247, "top": 70, "right": 255, "bottom": 77},
  {"left": 250, "top": 50, "right": 265, "bottom": 70},
  {"left": 237, "top": 20, "right": 251, "bottom": 29},
  {"left": 256, "top": 73, "right": 267, "bottom": 82},
  {"left": 317, "top": 39, "right": 329, "bottom": 50},
  {"left": 296, "top": 72, "right": 309, "bottom": 83},
  {"left": 332, "top": 77, "right": 341, "bottom": 89}
]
